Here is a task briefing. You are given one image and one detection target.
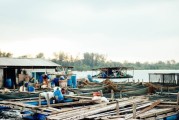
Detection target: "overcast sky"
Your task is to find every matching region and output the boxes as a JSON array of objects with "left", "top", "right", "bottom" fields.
[{"left": 0, "top": 0, "right": 179, "bottom": 63}]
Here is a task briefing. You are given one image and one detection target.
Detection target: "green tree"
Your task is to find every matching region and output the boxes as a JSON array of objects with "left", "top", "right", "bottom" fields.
[
  {"left": 0, "top": 50, "right": 13, "bottom": 57},
  {"left": 36, "top": 53, "right": 45, "bottom": 58}
]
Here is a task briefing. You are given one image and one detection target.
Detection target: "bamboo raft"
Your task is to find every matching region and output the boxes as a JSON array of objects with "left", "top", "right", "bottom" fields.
[
  {"left": 0, "top": 79, "right": 179, "bottom": 120},
  {"left": 0, "top": 94, "right": 179, "bottom": 120}
]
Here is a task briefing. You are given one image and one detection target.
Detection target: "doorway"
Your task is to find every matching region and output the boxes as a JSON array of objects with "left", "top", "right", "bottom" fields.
[{"left": 3, "top": 68, "right": 16, "bottom": 88}]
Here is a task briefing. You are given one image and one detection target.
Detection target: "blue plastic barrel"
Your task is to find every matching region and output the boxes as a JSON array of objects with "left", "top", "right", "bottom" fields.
[
  {"left": 67, "top": 79, "right": 72, "bottom": 87},
  {"left": 87, "top": 74, "right": 93, "bottom": 82},
  {"left": 6, "top": 78, "right": 12, "bottom": 88},
  {"left": 28, "top": 86, "right": 35, "bottom": 92},
  {"left": 71, "top": 75, "right": 77, "bottom": 88}
]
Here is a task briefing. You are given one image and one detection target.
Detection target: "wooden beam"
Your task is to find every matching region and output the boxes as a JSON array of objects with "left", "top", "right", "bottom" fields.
[
  {"left": 39, "top": 94, "right": 41, "bottom": 107},
  {"left": 132, "top": 103, "right": 136, "bottom": 119}
]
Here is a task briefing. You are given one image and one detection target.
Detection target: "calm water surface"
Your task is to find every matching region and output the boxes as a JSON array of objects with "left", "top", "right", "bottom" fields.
[{"left": 74, "top": 70, "right": 179, "bottom": 82}]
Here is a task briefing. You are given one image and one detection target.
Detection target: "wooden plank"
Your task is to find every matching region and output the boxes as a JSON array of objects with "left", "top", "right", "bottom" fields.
[
  {"left": 87, "top": 102, "right": 152, "bottom": 119},
  {"left": 48, "top": 102, "right": 108, "bottom": 118},
  {"left": 156, "top": 105, "right": 177, "bottom": 108},
  {"left": 47, "top": 93, "right": 50, "bottom": 107},
  {"left": 39, "top": 94, "right": 41, "bottom": 107},
  {"left": 132, "top": 103, "right": 136, "bottom": 119},
  {"left": 34, "top": 99, "right": 99, "bottom": 108},
  {"left": 137, "top": 108, "right": 174, "bottom": 119},
  {"left": 137, "top": 100, "right": 161, "bottom": 115},
  {"left": 161, "top": 101, "right": 177, "bottom": 105},
  {"left": 64, "top": 95, "right": 93, "bottom": 99},
  {"left": 47, "top": 97, "right": 147, "bottom": 120}
]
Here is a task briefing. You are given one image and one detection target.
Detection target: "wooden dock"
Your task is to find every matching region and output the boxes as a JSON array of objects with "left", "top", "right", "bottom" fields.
[
  {"left": 0, "top": 95, "right": 178, "bottom": 120},
  {"left": 1, "top": 86, "right": 179, "bottom": 120}
]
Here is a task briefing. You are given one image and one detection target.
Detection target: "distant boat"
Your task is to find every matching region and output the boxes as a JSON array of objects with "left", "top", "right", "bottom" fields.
[{"left": 92, "top": 67, "right": 134, "bottom": 79}]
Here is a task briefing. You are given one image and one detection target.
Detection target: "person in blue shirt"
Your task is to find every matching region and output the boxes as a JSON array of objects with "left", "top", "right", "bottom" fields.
[
  {"left": 54, "top": 87, "right": 64, "bottom": 103},
  {"left": 53, "top": 77, "right": 59, "bottom": 86}
]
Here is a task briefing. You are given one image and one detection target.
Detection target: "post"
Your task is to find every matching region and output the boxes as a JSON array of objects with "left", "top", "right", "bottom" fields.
[
  {"left": 13, "top": 84, "right": 15, "bottom": 90},
  {"left": 133, "top": 103, "right": 136, "bottom": 119},
  {"left": 47, "top": 93, "right": 50, "bottom": 107},
  {"left": 111, "top": 89, "right": 114, "bottom": 100},
  {"left": 160, "top": 86, "right": 163, "bottom": 95},
  {"left": 120, "top": 91, "right": 122, "bottom": 99},
  {"left": 116, "top": 100, "right": 119, "bottom": 116},
  {"left": 100, "top": 90, "right": 103, "bottom": 97},
  {"left": 177, "top": 92, "right": 179, "bottom": 106},
  {"left": 23, "top": 85, "right": 25, "bottom": 92},
  {"left": 38, "top": 94, "right": 41, "bottom": 107}
]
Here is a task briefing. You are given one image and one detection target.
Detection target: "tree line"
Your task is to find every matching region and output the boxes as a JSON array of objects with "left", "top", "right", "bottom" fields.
[{"left": 0, "top": 50, "right": 179, "bottom": 70}]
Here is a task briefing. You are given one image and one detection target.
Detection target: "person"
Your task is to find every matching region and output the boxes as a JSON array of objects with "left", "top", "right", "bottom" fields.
[
  {"left": 60, "top": 76, "right": 65, "bottom": 80},
  {"left": 101, "top": 72, "right": 107, "bottom": 78},
  {"left": 41, "top": 74, "right": 49, "bottom": 88},
  {"left": 54, "top": 87, "right": 64, "bottom": 103},
  {"left": 29, "top": 77, "right": 39, "bottom": 88},
  {"left": 113, "top": 71, "right": 117, "bottom": 77},
  {"left": 53, "top": 75, "right": 60, "bottom": 86}
]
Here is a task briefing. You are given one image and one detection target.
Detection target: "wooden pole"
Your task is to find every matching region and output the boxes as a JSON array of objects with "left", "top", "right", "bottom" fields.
[
  {"left": 111, "top": 89, "right": 114, "bottom": 100},
  {"left": 13, "top": 84, "right": 15, "bottom": 90},
  {"left": 120, "top": 91, "right": 122, "bottom": 99},
  {"left": 23, "top": 85, "right": 25, "bottom": 92},
  {"left": 116, "top": 100, "right": 119, "bottom": 116},
  {"left": 177, "top": 92, "right": 179, "bottom": 106},
  {"left": 47, "top": 93, "right": 50, "bottom": 107},
  {"left": 133, "top": 103, "right": 136, "bottom": 119},
  {"left": 39, "top": 94, "right": 41, "bottom": 107},
  {"left": 100, "top": 90, "right": 103, "bottom": 97},
  {"left": 160, "top": 86, "right": 163, "bottom": 95}
]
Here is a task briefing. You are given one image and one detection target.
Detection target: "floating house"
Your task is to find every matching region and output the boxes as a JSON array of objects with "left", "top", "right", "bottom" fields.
[
  {"left": 92, "top": 67, "right": 134, "bottom": 79},
  {"left": 0, "top": 57, "right": 61, "bottom": 88},
  {"left": 149, "top": 73, "right": 179, "bottom": 86}
]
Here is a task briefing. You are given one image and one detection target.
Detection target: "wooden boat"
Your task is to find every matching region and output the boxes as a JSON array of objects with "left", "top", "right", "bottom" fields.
[{"left": 92, "top": 67, "right": 134, "bottom": 79}]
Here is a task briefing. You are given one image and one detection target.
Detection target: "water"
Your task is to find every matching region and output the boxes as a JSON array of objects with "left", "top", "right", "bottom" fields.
[{"left": 74, "top": 70, "right": 179, "bottom": 82}]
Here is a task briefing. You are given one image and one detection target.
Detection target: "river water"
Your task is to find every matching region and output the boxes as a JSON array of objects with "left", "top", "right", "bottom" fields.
[{"left": 74, "top": 70, "right": 179, "bottom": 82}]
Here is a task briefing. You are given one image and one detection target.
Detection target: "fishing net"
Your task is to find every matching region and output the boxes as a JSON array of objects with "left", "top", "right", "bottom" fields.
[{"left": 149, "top": 74, "right": 176, "bottom": 86}]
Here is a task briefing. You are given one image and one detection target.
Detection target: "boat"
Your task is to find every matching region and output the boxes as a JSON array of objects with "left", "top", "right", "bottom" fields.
[{"left": 92, "top": 67, "right": 134, "bottom": 79}]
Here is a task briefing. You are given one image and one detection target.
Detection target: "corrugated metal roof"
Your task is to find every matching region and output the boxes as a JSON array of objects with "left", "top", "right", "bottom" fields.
[{"left": 0, "top": 57, "right": 60, "bottom": 68}]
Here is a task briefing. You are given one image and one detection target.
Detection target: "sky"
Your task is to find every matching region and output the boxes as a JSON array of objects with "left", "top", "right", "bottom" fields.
[{"left": 0, "top": 0, "right": 179, "bottom": 63}]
